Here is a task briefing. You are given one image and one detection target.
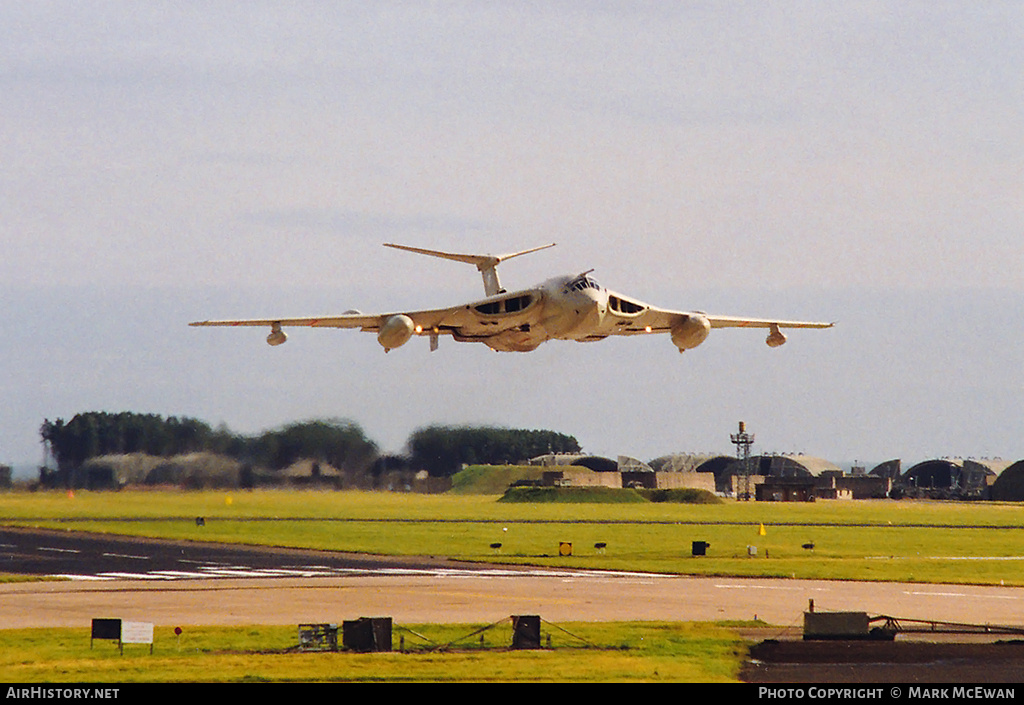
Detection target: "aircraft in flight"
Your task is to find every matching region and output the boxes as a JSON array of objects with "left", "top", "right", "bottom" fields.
[{"left": 190, "top": 243, "right": 833, "bottom": 353}]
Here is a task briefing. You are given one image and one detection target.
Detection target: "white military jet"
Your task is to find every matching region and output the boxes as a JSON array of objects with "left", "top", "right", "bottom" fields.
[{"left": 190, "top": 243, "right": 833, "bottom": 353}]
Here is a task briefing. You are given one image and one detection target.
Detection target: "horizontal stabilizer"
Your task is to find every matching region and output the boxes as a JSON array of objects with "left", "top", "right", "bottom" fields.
[{"left": 384, "top": 242, "right": 556, "bottom": 295}]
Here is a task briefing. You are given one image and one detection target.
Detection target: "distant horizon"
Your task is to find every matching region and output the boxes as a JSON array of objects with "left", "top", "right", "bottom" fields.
[{"left": 5, "top": 425, "right": 995, "bottom": 484}]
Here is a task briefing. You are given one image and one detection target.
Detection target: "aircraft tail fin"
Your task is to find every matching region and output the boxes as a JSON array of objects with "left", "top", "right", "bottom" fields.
[{"left": 384, "top": 242, "right": 556, "bottom": 296}]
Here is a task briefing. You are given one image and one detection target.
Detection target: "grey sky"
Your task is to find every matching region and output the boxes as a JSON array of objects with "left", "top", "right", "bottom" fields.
[{"left": 2, "top": 3, "right": 1022, "bottom": 470}]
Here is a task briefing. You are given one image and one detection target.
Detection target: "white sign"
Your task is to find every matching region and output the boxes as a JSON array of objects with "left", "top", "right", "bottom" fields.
[{"left": 120, "top": 621, "right": 154, "bottom": 645}]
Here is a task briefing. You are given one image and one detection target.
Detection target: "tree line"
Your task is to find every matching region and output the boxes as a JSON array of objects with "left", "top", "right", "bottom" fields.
[{"left": 39, "top": 411, "right": 581, "bottom": 487}]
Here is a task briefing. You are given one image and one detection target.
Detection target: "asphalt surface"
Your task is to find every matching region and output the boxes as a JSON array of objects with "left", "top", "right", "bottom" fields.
[
  {"left": 0, "top": 525, "right": 513, "bottom": 580},
  {"left": 5, "top": 526, "right": 1024, "bottom": 630}
]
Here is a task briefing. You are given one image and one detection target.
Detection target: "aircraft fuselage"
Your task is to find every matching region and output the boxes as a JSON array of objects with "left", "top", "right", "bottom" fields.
[{"left": 453, "top": 273, "right": 610, "bottom": 352}]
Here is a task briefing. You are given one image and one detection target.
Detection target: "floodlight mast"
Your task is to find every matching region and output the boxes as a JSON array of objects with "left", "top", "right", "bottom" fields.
[{"left": 731, "top": 421, "right": 755, "bottom": 501}]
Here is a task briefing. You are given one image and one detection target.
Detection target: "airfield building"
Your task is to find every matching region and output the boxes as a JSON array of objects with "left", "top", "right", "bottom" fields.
[
  {"left": 989, "top": 460, "right": 1024, "bottom": 501},
  {"left": 898, "top": 459, "right": 1012, "bottom": 500},
  {"left": 531, "top": 453, "right": 717, "bottom": 492},
  {"left": 869, "top": 459, "right": 902, "bottom": 480},
  {"left": 720, "top": 454, "right": 837, "bottom": 498}
]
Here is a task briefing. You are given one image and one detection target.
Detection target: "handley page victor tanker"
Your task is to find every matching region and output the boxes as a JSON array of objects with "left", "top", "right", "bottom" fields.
[{"left": 191, "top": 243, "right": 833, "bottom": 353}]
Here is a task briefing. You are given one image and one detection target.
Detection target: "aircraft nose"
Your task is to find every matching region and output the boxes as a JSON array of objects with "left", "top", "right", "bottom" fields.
[
  {"left": 544, "top": 280, "right": 608, "bottom": 339},
  {"left": 583, "top": 288, "right": 607, "bottom": 323}
]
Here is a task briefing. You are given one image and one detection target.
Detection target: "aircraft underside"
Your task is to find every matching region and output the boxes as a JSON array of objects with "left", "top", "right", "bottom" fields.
[{"left": 453, "top": 327, "right": 543, "bottom": 353}]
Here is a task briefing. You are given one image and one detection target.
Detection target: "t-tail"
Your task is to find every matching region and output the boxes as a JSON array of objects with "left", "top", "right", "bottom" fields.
[{"left": 383, "top": 242, "right": 556, "bottom": 296}]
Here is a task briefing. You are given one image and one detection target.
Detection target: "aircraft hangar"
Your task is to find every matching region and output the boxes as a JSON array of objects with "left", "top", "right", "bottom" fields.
[
  {"left": 989, "top": 460, "right": 1024, "bottom": 501},
  {"left": 899, "top": 458, "right": 1014, "bottom": 500},
  {"left": 523, "top": 452, "right": 1024, "bottom": 502},
  {"left": 710, "top": 454, "right": 841, "bottom": 497},
  {"left": 670, "top": 454, "right": 1024, "bottom": 502}
]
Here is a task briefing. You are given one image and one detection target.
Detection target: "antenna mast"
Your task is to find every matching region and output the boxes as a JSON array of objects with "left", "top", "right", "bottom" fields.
[{"left": 731, "top": 421, "right": 755, "bottom": 501}]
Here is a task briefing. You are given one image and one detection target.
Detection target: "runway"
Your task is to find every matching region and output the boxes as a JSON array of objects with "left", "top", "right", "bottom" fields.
[
  {"left": 4, "top": 527, "right": 1024, "bottom": 632},
  {"left": 5, "top": 572, "right": 1024, "bottom": 632}
]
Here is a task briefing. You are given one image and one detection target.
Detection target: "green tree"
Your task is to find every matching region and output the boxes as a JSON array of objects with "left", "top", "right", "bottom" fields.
[
  {"left": 251, "top": 419, "right": 379, "bottom": 476},
  {"left": 40, "top": 411, "right": 216, "bottom": 486},
  {"left": 408, "top": 425, "right": 580, "bottom": 476}
]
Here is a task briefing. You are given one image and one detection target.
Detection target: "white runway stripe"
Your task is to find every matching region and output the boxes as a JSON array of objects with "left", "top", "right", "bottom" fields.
[{"left": 51, "top": 563, "right": 674, "bottom": 582}]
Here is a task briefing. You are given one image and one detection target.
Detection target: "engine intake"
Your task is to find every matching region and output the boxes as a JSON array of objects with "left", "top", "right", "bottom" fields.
[
  {"left": 670, "top": 314, "right": 711, "bottom": 352},
  {"left": 378, "top": 314, "right": 415, "bottom": 352}
]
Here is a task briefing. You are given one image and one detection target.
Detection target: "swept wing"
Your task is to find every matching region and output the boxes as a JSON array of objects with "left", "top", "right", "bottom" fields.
[
  {"left": 189, "top": 287, "right": 545, "bottom": 352},
  {"left": 585, "top": 289, "right": 833, "bottom": 350}
]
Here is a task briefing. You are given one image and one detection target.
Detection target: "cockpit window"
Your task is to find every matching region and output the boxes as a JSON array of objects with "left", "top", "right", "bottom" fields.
[
  {"left": 565, "top": 276, "right": 600, "bottom": 293},
  {"left": 473, "top": 293, "right": 535, "bottom": 316},
  {"left": 609, "top": 294, "right": 646, "bottom": 315}
]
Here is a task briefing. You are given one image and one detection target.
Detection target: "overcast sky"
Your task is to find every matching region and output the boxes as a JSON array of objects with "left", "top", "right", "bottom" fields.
[{"left": 2, "top": 3, "right": 1022, "bottom": 473}]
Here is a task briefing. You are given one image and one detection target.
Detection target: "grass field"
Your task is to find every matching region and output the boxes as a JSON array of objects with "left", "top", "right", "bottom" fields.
[
  {"left": 3, "top": 488, "right": 1024, "bottom": 585},
  {"left": 3, "top": 488, "right": 1024, "bottom": 683},
  {"left": 0, "top": 621, "right": 752, "bottom": 683}
]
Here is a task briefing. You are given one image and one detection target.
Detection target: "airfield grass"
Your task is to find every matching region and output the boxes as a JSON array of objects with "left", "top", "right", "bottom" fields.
[
  {"left": 4, "top": 489, "right": 1024, "bottom": 683},
  {"left": 3, "top": 488, "right": 1024, "bottom": 585},
  {"left": 0, "top": 621, "right": 750, "bottom": 683}
]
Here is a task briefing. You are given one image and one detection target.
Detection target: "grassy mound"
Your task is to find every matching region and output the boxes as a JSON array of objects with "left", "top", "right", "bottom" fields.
[
  {"left": 454, "top": 466, "right": 723, "bottom": 504},
  {"left": 449, "top": 465, "right": 545, "bottom": 494},
  {"left": 638, "top": 488, "right": 722, "bottom": 504},
  {"left": 498, "top": 486, "right": 648, "bottom": 503},
  {"left": 498, "top": 486, "right": 722, "bottom": 504}
]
